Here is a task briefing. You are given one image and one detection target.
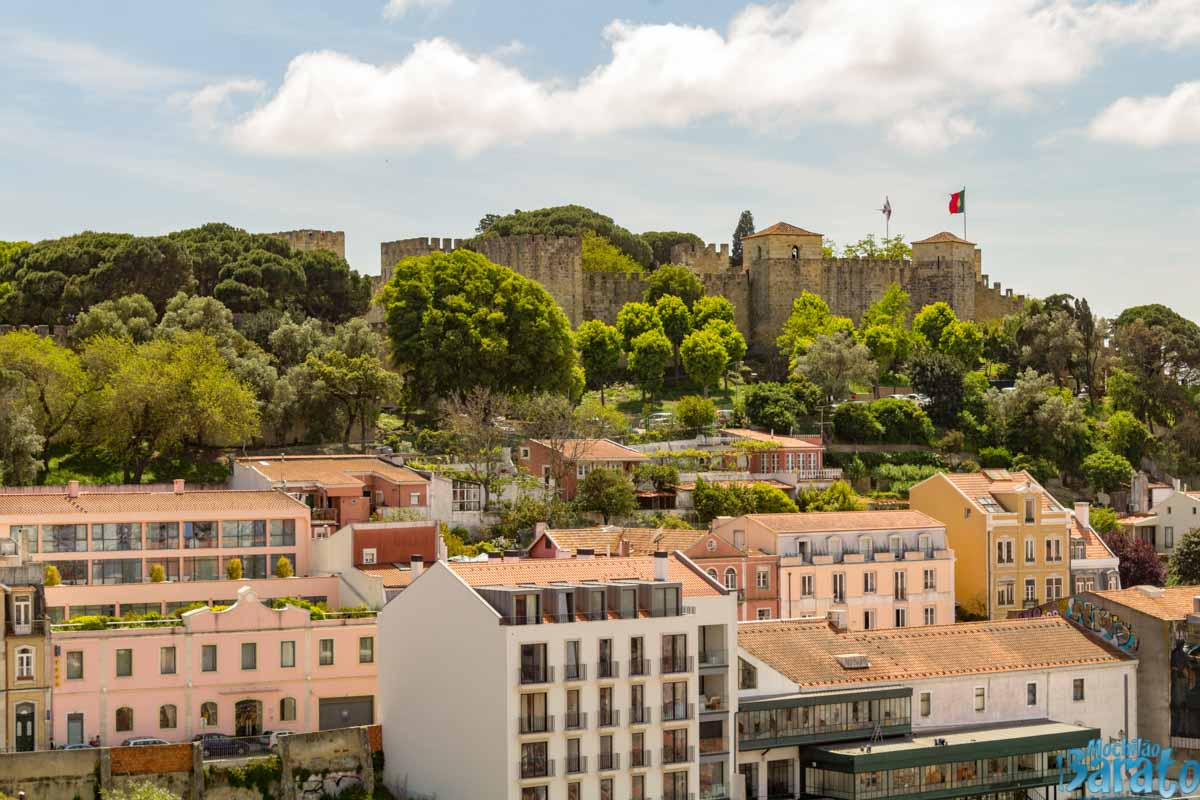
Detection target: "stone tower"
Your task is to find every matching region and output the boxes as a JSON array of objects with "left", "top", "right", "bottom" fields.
[{"left": 744, "top": 222, "right": 828, "bottom": 351}]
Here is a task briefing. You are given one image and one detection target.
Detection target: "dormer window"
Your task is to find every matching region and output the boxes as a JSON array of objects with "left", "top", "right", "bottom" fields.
[
  {"left": 1025, "top": 498, "right": 1036, "bottom": 523},
  {"left": 858, "top": 536, "right": 873, "bottom": 558},
  {"left": 889, "top": 535, "right": 904, "bottom": 555}
]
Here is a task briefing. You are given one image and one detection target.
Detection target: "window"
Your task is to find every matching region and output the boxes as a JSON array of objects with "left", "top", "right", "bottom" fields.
[
  {"left": 116, "top": 649, "right": 132, "bottom": 677},
  {"left": 320, "top": 638, "right": 334, "bottom": 666},
  {"left": 359, "top": 636, "right": 374, "bottom": 663},
  {"left": 1024, "top": 579, "right": 1037, "bottom": 603},
  {"left": 269, "top": 519, "right": 295, "bottom": 547},
  {"left": 160, "top": 646, "right": 177, "bottom": 675},
  {"left": 919, "top": 692, "right": 931, "bottom": 716},
  {"left": 918, "top": 533, "right": 932, "bottom": 555},
  {"left": 757, "top": 608, "right": 771, "bottom": 620},
  {"left": 923, "top": 606, "right": 935, "bottom": 626},
  {"left": 997, "top": 582, "right": 1014, "bottom": 607},
  {"left": 93, "top": 522, "right": 142, "bottom": 551},
  {"left": 44, "top": 524, "right": 86, "bottom": 553},
  {"left": 863, "top": 572, "right": 876, "bottom": 594},
  {"left": 1025, "top": 538, "right": 1036, "bottom": 563},
  {"left": 145, "top": 522, "right": 179, "bottom": 550},
  {"left": 200, "top": 702, "right": 218, "bottom": 727},
  {"left": 974, "top": 687, "right": 986, "bottom": 712},
  {"left": 11, "top": 524, "right": 37, "bottom": 554},
  {"left": 894, "top": 570, "right": 907, "bottom": 600},
  {"left": 756, "top": 568, "right": 769, "bottom": 589},
  {"left": 66, "top": 651, "right": 84, "bottom": 680},
  {"left": 362, "top": 548, "right": 377, "bottom": 565},
  {"left": 923, "top": 568, "right": 936, "bottom": 591},
  {"left": 409, "top": 492, "right": 421, "bottom": 506},
  {"left": 800, "top": 574, "right": 814, "bottom": 596},
  {"left": 184, "top": 521, "right": 218, "bottom": 549},
  {"left": 738, "top": 658, "right": 757, "bottom": 690},
  {"left": 16, "top": 647, "right": 34, "bottom": 679},
  {"left": 833, "top": 572, "right": 846, "bottom": 603},
  {"left": 1046, "top": 576, "right": 1063, "bottom": 601},
  {"left": 1025, "top": 498, "right": 1036, "bottom": 523},
  {"left": 858, "top": 535, "right": 874, "bottom": 558},
  {"left": 520, "top": 447, "right": 530, "bottom": 459},
  {"left": 1165, "top": 526, "right": 1175, "bottom": 550},
  {"left": 280, "top": 697, "right": 296, "bottom": 722},
  {"left": 221, "top": 520, "right": 266, "bottom": 548},
  {"left": 145, "top": 559, "right": 180, "bottom": 582},
  {"left": 201, "top": 644, "right": 217, "bottom": 672},
  {"left": 1073, "top": 678, "right": 1085, "bottom": 701},
  {"left": 894, "top": 607, "right": 906, "bottom": 628},
  {"left": 707, "top": 568, "right": 718, "bottom": 580},
  {"left": 996, "top": 539, "right": 1014, "bottom": 564},
  {"left": 1026, "top": 682, "right": 1037, "bottom": 706},
  {"left": 863, "top": 609, "right": 876, "bottom": 630},
  {"left": 160, "top": 704, "right": 177, "bottom": 729},
  {"left": 183, "top": 556, "right": 220, "bottom": 581},
  {"left": 889, "top": 534, "right": 904, "bottom": 555},
  {"left": 1046, "top": 537, "right": 1063, "bottom": 563},
  {"left": 91, "top": 558, "right": 141, "bottom": 585},
  {"left": 241, "top": 642, "right": 257, "bottom": 670},
  {"left": 116, "top": 707, "right": 133, "bottom": 732},
  {"left": 281, "top": 640, "right": 295, "bottom": 668},
  {"left": 724, "top": 568, "right": 737, "bottom": 589}
]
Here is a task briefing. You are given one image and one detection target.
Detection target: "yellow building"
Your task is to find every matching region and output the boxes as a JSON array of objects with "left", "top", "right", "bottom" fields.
[
  {"left": 909, "top": 470, "right": 1071, "bottom": 620},
  {"left": 1, "top": 544, "right": 51, "bottom": 752}
]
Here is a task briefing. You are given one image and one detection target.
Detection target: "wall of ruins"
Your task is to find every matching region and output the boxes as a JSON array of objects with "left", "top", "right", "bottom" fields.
[{"left": 266, "top": 229, "right": 346, "bottom": 259}]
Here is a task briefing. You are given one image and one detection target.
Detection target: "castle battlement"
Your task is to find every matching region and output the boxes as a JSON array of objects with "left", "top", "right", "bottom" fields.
[
  {"left": 670, "top": 241, "right": 731, "bottom": 272},
  {"left": 264, "top": 229, "right": 346, "bottom": 259}
]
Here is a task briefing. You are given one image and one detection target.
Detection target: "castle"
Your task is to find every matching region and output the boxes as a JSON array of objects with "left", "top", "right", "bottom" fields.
[{"left": 373, "top": 222, "right": 1026, "bottom": 353}]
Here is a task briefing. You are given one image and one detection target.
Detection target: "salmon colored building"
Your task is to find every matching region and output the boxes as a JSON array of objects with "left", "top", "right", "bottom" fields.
[
  {"left": 516, "top": 439, "right": 647, "bottom": 500},
  {"left": 526, "top": 525, "right": 703, "bottom": 558},
  {"left": 718, "top": 429, "right": 826, "bottom": 475},
  {"left": 684, "top": 532, "right": 780, "bottom": 622}
]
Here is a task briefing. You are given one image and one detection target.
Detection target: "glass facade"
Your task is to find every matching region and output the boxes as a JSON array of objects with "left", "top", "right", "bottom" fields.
[
  {"left": 222, "top": 520, "right": 266, "bottom": 548},
  {"left": 184, "top": 557, "right": 220, "bottom": 581},
  {"left": 93, "top": 523, "right": 142, "bottom": 551},
  {"left": 46, "top": 560, "right": 88, "bottom": 585},
  {"left": 91, "top": 558, "right": 142, "bottom": 585},
  {"left": 145, "top": 522, "right": 179, "bottom": 550},
  {"left": 44, "top": 524, "right": 86, "bottom": 553},
  {"left": 805, "top": 751, "right": 1065, "bottom": 800},
  {"left": 738, "top": 695, "right": 911, "bottom": 745},
  {"left": 184, "top": 521, "right": 218, "bottom": 549},
  {"left": 270, "top": 519, "right": 295, "bottom": 547}
]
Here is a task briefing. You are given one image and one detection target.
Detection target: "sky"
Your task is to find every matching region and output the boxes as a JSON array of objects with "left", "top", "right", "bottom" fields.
[{"left": 3, "top": 0, "right": 1200, "bottom": 321}]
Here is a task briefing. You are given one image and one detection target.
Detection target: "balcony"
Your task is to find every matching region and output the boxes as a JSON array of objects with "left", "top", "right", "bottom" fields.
[
  {"left": 662, "top": 702, "right": 694, "bottom": 722},
  {"left": 699, "top": 694, "right": 726, "bottom": 714},
  {"left": 701, "top": 785, "right": 730, "bottom": 800},
  {"left": 597, "top": 708, "right": 621, "bottom": 728},
  {"left": 630, "top": 749, "right": 652, "bottom": 768},
  {"left": 699, "top": 736, "right": 729, "bottom": 755},
  {"left": 311, "top": 507, "right": 338, "bottom": 523},
  {"left": 630, "top": 705, "right": 652, "bottom": 725},
  {"left": 629, "top": 658, "right": 651, "bottom": 677},
  {"left": 794, "top": 468, "right": 844, "bottom": 482},
  {"left": 564, "top": 662, "right": 587, "bottom": 681},
  {"left": 517, "top": 715, "right": 554, "bottom": 734},
  {"left": 661, "top": 655, "right": 694, "bottom": 675},
  {"left": 519, "top": 758, "right": 554, "bottom": 779},
  {"left": 517, "top": 665, "right": 554, "bottom": 685},
  {"left": 564, "top": 711, "right": 588, "bottom": 731},
  {"left": 662, "top": 745, "right": 695, "bottom": 765},
  {"left": 596, "top": 659, "right": 620, "bottom": 679},
  {"left": 698, "top": 649, "right": 727, "bottom": 669},
  {"left": 564, "top": 755, "right": 587, "bottom": 775},
  {"left": 598, "top": 752, "right": 621, "bottom": 771}
]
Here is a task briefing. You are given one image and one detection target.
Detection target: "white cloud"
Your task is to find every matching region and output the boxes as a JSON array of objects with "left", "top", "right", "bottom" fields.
[
  {"left": 169, "top": 79, "right": 266, "bottom": 130},
  {"left": 492, "top": 39, "right": 528, "bottom": 58},
  {"left": 220, "top": 0, "right": 1200, "bottom": 157},
  {"left": 1089, "top": 82, "right": 1200, "bottom": 147},
  {"left": 3, "top": 31, "right": 191, "bottom": 93},
  {"left": 382, "top": 0, "right": 451, "bottom": 20}
]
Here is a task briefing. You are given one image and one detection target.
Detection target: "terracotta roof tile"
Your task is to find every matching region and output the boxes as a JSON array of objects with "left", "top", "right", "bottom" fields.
[
  {"left": 738, "top": 616, "right": 1129, "bottom": 688},
  {"left": 357, "top": 564, "right": 416, "bottom": 588},
  {"left": 1089, "top": 585, "right": 1200, "bottom": 621},
  {"left": 530, "top": 439, "right": 648, "bottom": 461},
  {"left": 238, "top": 456, "right": 427, "bottom": 488},
  {"left": 935, "top": 471, "right": 1063, "bottom": 513},
  {"left": 449, "top": 554, "right": 721, "bottom": 597},
  {"left": 541, "top": 527, "right": 706, "bottom": 557},
  {"left": 0, "top": 489, "right": 306, "bottom": 517},
  {"left": 740, "top": 510, "right": 943, "bottom": 534},
  {"left": 912, "top": 231, "right": 975, "bottom": 245},
  {"left": 1070, "top": 515, "right": 1116, "bottom": 560},
  {"left": 741, "top": 222, "right": 822, "bottom": 240},
  {"left": 720, "top": 428, "right": 823, "bottom": 449}
]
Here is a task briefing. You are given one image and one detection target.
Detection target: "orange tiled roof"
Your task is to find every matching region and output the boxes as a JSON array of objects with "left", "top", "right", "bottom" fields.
[
  {"left": 936, "top": 470, "right": 1063, "bottom": 514},
  {"left": 741, "top": 222, "right": 822, "bottom": 240},
  {"left": 239, "top": 456, "right": 427, "bottom": 488},
  {"left": 449, "top": 554, "right": 721, "bottom": 597},
  {"left": 0, "top": 489, "right": 306, "bottom": 517},
  {"left": 739, "top": 510, "right": 943, "bottom": 534},
  {"left": 530, "top": 439, "right": 647, "bottom": 461},
  {"left": 541, "top": 527, "right": 705, "bottom": 557},
  {"left": 1118, "top": 514, "right": 1158, "bottom": 526},
  {"left": 357, "top": 564, "right": 416, "bottom": 588},
  {"left": 1070, "top": 515, "right": 1117, "bottom": 561},
  {"left": 738, "top": 616, "right": 1129, "bottom": 688},
  {"left": 1089, "top": 585, "right": 1200, "bottom": 621},
  {"left": 720, "top": 429, "right": 822, "bottom": 450},
  {"left": 912, "top": 231, "right": 975, "bottom": 245}
]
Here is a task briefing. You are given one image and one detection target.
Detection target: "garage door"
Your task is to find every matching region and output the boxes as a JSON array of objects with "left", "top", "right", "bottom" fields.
[{"left": 319, "top": 696, "right": 375, "bottom": 730}]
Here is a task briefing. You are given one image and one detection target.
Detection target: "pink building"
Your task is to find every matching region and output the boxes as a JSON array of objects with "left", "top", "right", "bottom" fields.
[
  {"left": 51, "top": 586, "right": 377, "bottom": 747},
  {"left": 709, "top": 511, "right": 956, "bottom": 631},
  {"left": 516, "top": 439, "right": 648, "bottom": 500},
  {"left": 0, "top": 481, "right": 317, "bottom": 621}
]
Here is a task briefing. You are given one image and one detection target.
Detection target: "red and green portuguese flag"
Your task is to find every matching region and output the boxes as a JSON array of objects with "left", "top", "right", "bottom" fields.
[{"left": 948, "top": 189, "right": 966, "bottom": 214}]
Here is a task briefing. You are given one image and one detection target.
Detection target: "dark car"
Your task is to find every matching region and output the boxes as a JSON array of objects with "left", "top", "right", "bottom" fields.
[{"left": 192, "top": 732, "right": 249, "bottom": 758}]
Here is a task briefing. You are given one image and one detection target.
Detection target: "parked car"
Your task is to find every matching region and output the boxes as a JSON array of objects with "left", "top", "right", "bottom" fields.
[
  {"left": 647, "top": 412, "right": 674, "bottom": 428},
  {"left": 715, "top": 409, "right": 734, "bottom": 423},
  {"left": 63, "top": 743, "right": 95, "bottom": 750},
  {"left": 122, "top": 738, "right": 169, "bottom": 747},
  {"left": 192, "top": 732, "right": 250, "bottom": 758}
]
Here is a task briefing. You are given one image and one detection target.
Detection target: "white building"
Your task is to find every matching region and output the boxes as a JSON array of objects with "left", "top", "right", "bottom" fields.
[
  {"left": 732, "top": 616, "right": 1136, "bottom": 800},
  {"left": 378, "top": 552, "right": 739, "bottom": 800}
]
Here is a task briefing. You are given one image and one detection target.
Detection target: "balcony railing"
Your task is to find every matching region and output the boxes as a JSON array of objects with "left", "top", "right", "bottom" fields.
[
  {"left": 630, "top": 705, "right": 652, "bottom": 724},
  {"left": 564, "top": 755, "right": 587, "bottom": 775},
  {"left": 662, "top": 745, "right": 695, "bottom": 765},
  {"left": 629, "top": 657, "right": 651, "bottom": 677},
  {"left": 661, "top": 655, "right": 694, "bottom": 674},
  {"left": 662, "top": 702, "right": 694, "bottom": 722},
  {"left": 311, "top": 508, "right": 338, "bottom": 522},
  {"left": 564, "top": 711, "right": 588, "bottom": 730},
  {"left": 598, "top": 752, "right": 620, "bottom": 771},
  {"left": 519, "top": 758, "right": 554, "bottom": 779},
  {"left": 564, "top": 662, "right": 587, "bottom": 681},
  {"left": 698, "top": 649, "right": 727, "bottom": 668},
  {"left": 596, "top": 660, "right": 619, "bottom": 679},
  {"left": 518, "top": 665, "right": 554, "bottom": 685},
  {"left": 517, "top": 715, "right": 554, "bottom": 734},
  {"left": 597, "top": 708, "right": 621, "bottom": 728},
  {"left": 699, "top": 736, "right": 728, "bottom": 755},
  {"left": 630, "top": 749, "right": 651, "bottom": 768},
  {"left": 701, "top": 784, "right": 730, "bottom": 800},
  {"left": 699, "top": 694, "right": 726, "bottom": 713}
]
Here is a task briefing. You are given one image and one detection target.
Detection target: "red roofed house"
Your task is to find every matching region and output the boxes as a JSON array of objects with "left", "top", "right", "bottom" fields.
[
  {"left": 517, "top": 438, "right": 648, "bottom": 500},
  {"left": 719, "top": 429, "right": 830, "bottom": 477},
  {"left": 684, "top": 531, "right": 781, "bottom": 622}
]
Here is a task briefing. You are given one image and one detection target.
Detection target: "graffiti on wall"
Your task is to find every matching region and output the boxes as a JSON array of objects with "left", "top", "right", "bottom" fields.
[{"left": 1064, "top": 595, "right": 1140, "bottom": 654}]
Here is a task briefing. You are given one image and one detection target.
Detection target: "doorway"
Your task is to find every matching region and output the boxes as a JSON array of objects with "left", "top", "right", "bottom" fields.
[
  {"left": 234, "top": 699, "right": 263, "bottom": 737},
  {"left": 15, "top": 702, "right": 35, "bottom": 751}
]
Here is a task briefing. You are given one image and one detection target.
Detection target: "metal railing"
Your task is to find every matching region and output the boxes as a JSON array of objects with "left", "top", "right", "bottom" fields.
[
  {"left": 564, "top": 711, "right": 588, "bottom": 730},
  {"left": 519, "top": 758, "right": 554, "bottom": 779},
  {"left": 564, "top": 754, "right": 587, "bottom": 775},
  {"left": 629, "top": 658, "right": 651, "bottom": 676},
  {"left": 564, "top": 662, "right": 587, "bottom": 681},
  {"left": 630, "top": 749, "right": 651, "bottom": 768},
  {"left": 699, "top": 736, "right": 728, "bottom": 755},
  {"left": 662, "top": 745, "right": 695, "bottom": 765},
  {"left": 661, "top": 655, "right": 693, "bottom": 674},
  {"left": 596, "top": 660, "right": 619, "bottom": 679},
  {"left": 699, "top": 694, "right": 726, "bottom": 713},
  {"left": 598, "top": 751, "right": 620, "bottom": 771},
  {"left": 630, "top": 706, "right": 651, "bottom": 724},
  {"left": 517, "top": 665, "right": 554, "bottom": 685},
  {"left": 597, "top": 708, "right": 620, "bottom": 728},
  {"left": 662, "top": 702, "right": 694, "bottom": 722},
  {"left": 698, "top": 649, "right": 727, "bottom": 668},
  {"left": 517, "top": 715, "right": 554, "bottom": 734}
]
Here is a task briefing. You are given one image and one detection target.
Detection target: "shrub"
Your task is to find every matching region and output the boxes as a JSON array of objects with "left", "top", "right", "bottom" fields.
[
  {"left": 44, "top": 563, "right": 61, "bottom": 587},
  {"left": 149, "top": 563, "right": 166, "bottom": 583},
  {"left": 935, "top": 429, "right": 966, "bottom": 453},
  {"left": 833, "top": 403, "right": 883, "bottom": 443},
  {"left": 977, "top": 446, "right": 1013, "bottom": 469},
  {"left": 742, "top": 382, "right": 806, "bottom": 432},
  {"left": 225, "top": 557, "right": 242, "bottom": 580},
  {"left": 1090, "top": 506, "right": 1119, "bottom": 534},
  {"left": 675, "top": 395, "right": 717, "bottom": 431},
  {"left": 274, "top": 556, "right": 294, "bottom": 578},
  {"left": 1011, "top": 453, "right": 1059, "bottom": 484},
  {"left": 869, "top": 397, "right": 934, "bottom": 444}
]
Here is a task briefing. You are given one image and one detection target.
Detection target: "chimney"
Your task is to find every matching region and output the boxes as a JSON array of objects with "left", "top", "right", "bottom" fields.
[
  {"left": 653, "top": 550, "right": 669, "bottom": 581},
  {"left": 173, "top": 479, "right": 186, "bottom": 494},
  {"left": 67, "top": 480, "right": 80, "bottom": 499},
  {"left": 1074, "top": 502, "right": 1090, "bottom": 530},
  {"left": 533, "top": 521, "right": 548, "bottom": 539},
  {"left": 410, "top": 554, "right": 424, "bottom": 578},
  {"left": 576, "top": 548, "right": 595, "bottom": 560}
]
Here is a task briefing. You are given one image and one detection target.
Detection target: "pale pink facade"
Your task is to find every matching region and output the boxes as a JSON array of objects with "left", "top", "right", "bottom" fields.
[
  {"left": 709, "top": 511, "right": 956, "bottom": 631},
  {"left": 50, "top": 587, "right": 378, "bottom": 746}
]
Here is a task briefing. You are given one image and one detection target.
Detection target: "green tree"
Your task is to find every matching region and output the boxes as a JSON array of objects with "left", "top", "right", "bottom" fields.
[
  {"left": 978, "top": 446, "right": 1013, "bottom": 468},
  {"left": 442, "top": 387, "right": 513, "bottom": 511},
  {"left": 692, "top": 295, "right": 735, "bottom": 330},
  {"left": 575, "top": 467, "right": 637, "bottom": 524},
  {"left": 908, "top": 349, "right": 966, "bottom": 425},
  {"left": 473, "top": 205, "right": 653, "bottom": 267},
  {"left": 750, "top": 484, "right": 800, "bottom": 513},
  {"left": 275, "top": 555, "right": 294, "bottom": 578},
  {"left": 616, "top": 302, "right": 663, "bottom": 350},
  {"left": 655, "top": 294, "right": 693, "bottom": 372},
  {"left": 939, "top": 320, "right": 983, "bottom": 368},
  {"left": 575, "top": 321, "right": 623, "bottom": 405},
  {"left": 795, "top": 331, "right": 876, "bottom": 402},
  {"left": 1017, "top": 306, "right": 1084, "bottom": 388},
  {"left": 1090, "top": 506, "right": 1119, "bottom": 535},
  {"left": 644, "top": 265, "right": 704, "bottom": 308},
  {"left": 680, "top": 329, "right": 728, "bottom": 396},
  {"left": 841, "top": 234, "right": 912, "bottom": 260},
  {"left": 70, "top": 294, "right": 158, "bottom": 344},
  {"left": 833, "top": 403, "right": 884, "bottom": 443},
  {"left": 304, "top": 348, "right": 403, "bottom": 449},
  {"left": 985, "top": 370, "right": 1091, "bottom": 470},
  {"left": 861, "top": 324, "right": 909, "bottom": 377},
  {"left": 704, "top": 318, "right": 747, "bottom": 391},
  {"left": 0, "top": 366, "right": 44, "bottom": 484},
  {"left": 1111, "top": 304, "right": 1200, "bottom": 427},
  {"left": 777, "top": 291, "right": 854, "bottom": 362},
  {"left": 635, "top": 463, "right": 680, "bottom": 492},
  {"left": 640, "top": 231, "right": 703, "bottom": 267},
  {"left": 1081, "top": 449, "right": 1133, "bottom": 494},
  {"left": 225, "top": 557, "right": 243, "bottom": 580},
  {"left": 0, "top": 330, "right": 92, "bottom": 471},
  {"left": 378, "top": 249, "right": 576, "bottom": 404},
  {"left": 870, "top": 397, "right": 934, "bottom": 444},
  {"left": 1169, "top": 529, "right": 1200, "bottom": 586},
  {"left": 1104, "top": 410, "right": 1152, "bottom": 466},
  {"left": 742, "top": 383, "right": 807, "bottom": 432},
  {"left": 268, "top": 314, "right": 331, "bottom": 369},
  {"left": 861, "top": 284, "right": 912, "bottom": 328},
  {"left": 798, "top": 480, "right": 863, "bottom": 512},
  {"left": 730, "top": 210, "right": 755, "bottom": 268},
  {"left": 675, "top": 395, "right": 717, "bottom": 431},
  {"left": 581, "top": 230, "right": 643, "bottom": 273},
  {"left": 476, "top": 213, "right": 501, "bottom": 234},
  {"left": 627, "top": 329, "right": 673, "bottom": 401},
  {"left": 913, "top": 302, "right": 957, "bottom": 349}
]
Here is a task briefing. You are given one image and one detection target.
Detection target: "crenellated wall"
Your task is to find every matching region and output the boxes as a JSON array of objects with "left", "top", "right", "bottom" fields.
[
  {"left": 670, "top": 241, "right": 731, "bottom": 273},
  {"left": 975, "top": 274, "right": 1027, "bottom": 320},
  {"left": 266, "top": 229, "right": 346, "bottom": 259}
]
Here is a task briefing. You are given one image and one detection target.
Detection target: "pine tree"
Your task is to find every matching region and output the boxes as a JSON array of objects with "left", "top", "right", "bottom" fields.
[{"left": 731, "top": 210, "right": 755, "bottom": 268}]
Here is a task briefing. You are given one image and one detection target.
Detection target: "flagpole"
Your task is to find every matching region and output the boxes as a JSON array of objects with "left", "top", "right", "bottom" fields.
[{"left": 962, "top": 186, "right": 967, "bottom": 240}]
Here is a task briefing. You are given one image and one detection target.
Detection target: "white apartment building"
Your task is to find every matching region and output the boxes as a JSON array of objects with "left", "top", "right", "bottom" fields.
[
  {"left": 709, "top": 512, "right": 955, "bottom": 632},
  {"left": 378, "top": 552, "right": 739, "bottom": 800}
]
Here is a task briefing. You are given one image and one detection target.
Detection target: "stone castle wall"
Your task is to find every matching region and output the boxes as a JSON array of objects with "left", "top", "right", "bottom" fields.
[
  {"left": 267, "top": 229, "right": 346, "bottom": 259},
  {"left": 975, "top": 273, "right": 1027, "bottom": 320},
  {"left": 670, "top": 241, "right": 730, "bottom": 273}
]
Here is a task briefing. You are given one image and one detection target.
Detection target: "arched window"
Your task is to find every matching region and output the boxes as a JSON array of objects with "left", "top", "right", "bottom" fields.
[
  {"left": 280, "top": 697, "right": 296, "bottom": 722},
  {"left": 706, "top": 569, "right": 718, "bottom": 580},
  {"left": 15, "top": 646, "right": 34, "bottom": 679},
  {"left": 724, "top": 568, "right": 737, "bottom": 589},
  {"left": 791, "top": 245, "right": 799, "bottom": 260},
  {"left": 200, "top": 702, "right": 218, "bottom": 727},
  {"left": 116, "top": 707, "right": 133, "bottom": 732},
  {"left": 858, "top": 536, "right": 873, "bottom": 558},
  {"left": 159, "top": 704, "right": 177, "bottom": 729}
]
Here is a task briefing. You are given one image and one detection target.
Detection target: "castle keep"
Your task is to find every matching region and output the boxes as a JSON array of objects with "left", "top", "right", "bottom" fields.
[{"left": 377, "top": 222, "right": 1025, "bottom": 352}]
